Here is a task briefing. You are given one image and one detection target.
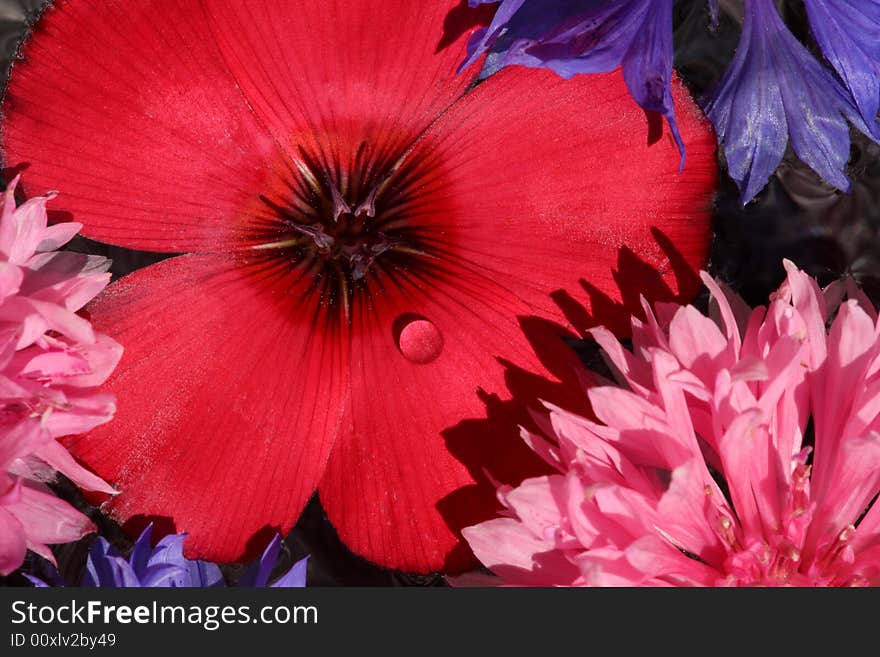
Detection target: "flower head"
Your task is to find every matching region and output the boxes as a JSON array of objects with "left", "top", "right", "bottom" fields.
[
  {"left": 0, "top": 177, "right": 122, "bottom": 575},
  {"left": 464, "top": 261, "right": 880, "bottom": 586},
  {"left": 704, "top": 0, "right": 880, "bottom": 204},
  {"left": 803, "top": 0, "right": 880, "bottom": 135},
  {"left": 1, "top": 0, "right": 716, "bottom": 573},
  {"left": 28, "top": 524, "right": 308, "bottom": 587},
  {"left": 466, "top": 0, "right": 880, "bottom": 204}
]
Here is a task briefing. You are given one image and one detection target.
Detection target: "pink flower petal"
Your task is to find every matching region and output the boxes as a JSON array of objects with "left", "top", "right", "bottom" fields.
[
  {"left": 504, "top": 476, "right": 566, "bottom": 539},
  {"left": 462, "top": 518, "right": 578, "bottom": 586},
  {"left": 32, "top": 440, "right": 116, "bottom": 495},
  {"left": 0, "top": 507, "right": 27, "bottom": 576},
  {"left": 7, "top": 480, "right": 95, "bottom": 546}
]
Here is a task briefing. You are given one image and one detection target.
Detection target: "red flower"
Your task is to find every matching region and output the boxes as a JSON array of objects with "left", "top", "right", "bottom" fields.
[{"left": 1, "top": 0, "right": 716, "bottom": 573}]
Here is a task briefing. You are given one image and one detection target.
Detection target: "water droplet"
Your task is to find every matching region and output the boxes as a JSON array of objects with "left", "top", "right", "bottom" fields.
[{"left": 396, "top": 317, "right": 443, "bottom": 364}]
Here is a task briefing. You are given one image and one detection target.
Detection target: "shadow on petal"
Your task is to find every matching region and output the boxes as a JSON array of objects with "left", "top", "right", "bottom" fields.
[
  {"left": 436, "top": 0, "right": 495, "bottom": 54},
  {"left": 437, "top": 228, "right": 706, "bottom": 571},
  {"left": 553, "top": 227, "right": 704, "bottom": 336}
]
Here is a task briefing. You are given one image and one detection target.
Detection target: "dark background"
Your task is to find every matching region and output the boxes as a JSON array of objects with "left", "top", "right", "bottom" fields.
[{"left": 0, "top": 0, "right": 878, "bottom": 586}]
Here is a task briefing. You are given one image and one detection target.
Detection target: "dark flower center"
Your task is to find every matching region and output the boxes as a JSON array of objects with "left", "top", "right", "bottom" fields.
[
  {"left": 277, "top": 176, "right": 407, "bottom": 284},
  {"left": 243, "top": 130, "right": 445, "bottom": 321}
]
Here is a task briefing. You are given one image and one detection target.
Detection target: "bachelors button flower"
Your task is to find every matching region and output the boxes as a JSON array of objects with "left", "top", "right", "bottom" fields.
[
  {"left": 1, "top": 0, "right": 716, "bottom": 573},
  {"left": 803, "top": 0, "right": 880, "bottom": 134},
  {"left": 463, "top": 261, "right": 880, "bottom": 586},
  {"left": 0, "top": 177, "right": 121, "bottom": 576},
  {"left": 704, "top": 0, "right": 879, "bottom": 205},
  {"left": 28, "top": 524, "right": 308, "bottom": 587}
]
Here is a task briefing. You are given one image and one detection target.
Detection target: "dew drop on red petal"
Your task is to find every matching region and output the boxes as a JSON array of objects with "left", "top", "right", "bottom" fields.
[{"left": 396, "top": 318, "right": 444, "bottom": 364}]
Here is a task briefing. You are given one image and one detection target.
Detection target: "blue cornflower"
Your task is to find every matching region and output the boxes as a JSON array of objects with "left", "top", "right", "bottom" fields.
[
  {"left": 463, "top": 0, "right": 880, "bottom": 204},
  {"left": 26, "top": 525, "right": 308, "bottom": 588},
  {"left": 704, "top": 0, "right": 879, "bottom": 203}
]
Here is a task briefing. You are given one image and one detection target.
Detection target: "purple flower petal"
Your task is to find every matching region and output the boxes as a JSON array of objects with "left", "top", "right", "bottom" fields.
[
  {"left": 459, "top": 0, "right": 527, "bottom": 73},
  {"left": 518, "top": 3, "right": 644, "bottom": 77},
  {"left": 149, "top": 532, "right": 188, "bottom": 566},
  {"left": 82, "top": 537, "right": 117, "bottom": 586},
  {"left": 25, "top": 559, "right": 65, "bottom": 587},
  {"left": 237, "top": 534, "right": 308, "bottom": 587},
  {"left": 148, "top": 532, "right": 223, "bottom": 586},
  {"left": 620, "top": 0, "right": 684, "bottom": 168},
  {"left": 84, "top": 538, "right": 141, "bottom": 587},
  {"left": 24, "top": 574, "right": 51, "bottom": 587},
  {"left": 127, "top": 523, "right": 154, "bottom": 579},
  {"left": 138, "top": 563, "right": 190, "bottom": 588},
  {"left": 703, "top": 0, "right": 876, "bottom": 204},
  {"left": 28, "top": 530, "right": 304, "bottom": 588},
  {"left": 238, "top": 534, "right": 282, "bottom": 587},
  {"left": 708, "top": 0, "right": 719, "bottom": 28},
  {"left": 270, "top": 555, "right": 309, "bottom": 589},
  {"left": 183, "top": 559, "right": 225, "bottom": 588},
  {"left": 804, "top": 0, "right": 880, "bottom": 131}
]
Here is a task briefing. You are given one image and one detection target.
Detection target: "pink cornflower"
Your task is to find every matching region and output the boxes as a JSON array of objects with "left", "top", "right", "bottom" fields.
[
  {"left": 464, "top": 261, "right": 880, "bottom": 586},
  {"left": 0, "top": 178, "right": 121, "bottom": 575}
]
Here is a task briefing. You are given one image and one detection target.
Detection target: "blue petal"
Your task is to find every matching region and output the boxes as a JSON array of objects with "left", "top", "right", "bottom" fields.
[
  {"left": 620, "top": 0, "right": 684, "bottom": 168},
  {"left": 465, "top": 0, "right": 634, "bottom": 78},
  {"left": 518, "top": 2, "right": 643, "bottom": 77},
  {"left": 24, "top": 574, "right": 52, "bottom": 588},
  {"left": 149, "top": 532, "right": 189, "bottom": 569},
  {"left": 704, "top": 0, "right": 874, "bottom": 203},
  {"left": 708, "top": 0, "right": 718, "bottom": 28},
  {"left": 236, "top": 535, "right": 308, "bottom": 587},
  {"left": 459, "top": 0, "right": 527, "bottom": 73},
  {"left": 139, "top": 563, "right": 190, "bottom": 588},
  {"left": 88, "top": 552, "right": 142, "bottom": 588},
  {"left": 77, "top": 530, "right": 229, "bottom": 587},
  {"left": 128, "top": 523, "right": 154, "bottom": 579},
  {"left": 270, "top": 555, "right": 309, "bottom": 588},
  {"left": 147, "top": 533, "right": 221, "bottom": 586},
  {"left": 804, "top": 0, "right": 880, "bottom": 131},
  {"left": 184, "top": 560, "right": 225, "bottom": 588},
  {"left": 137, "top": 531, "right": 226, "bottom": 586},
  {"left": 84, "top": 537, "right": 126, "bottom": 587},
  {"left": 24, "top": 558, "right": 66, "bottom": 587},
  {"left": 702, "top": 1, "right": 787, "bottom": 202}
]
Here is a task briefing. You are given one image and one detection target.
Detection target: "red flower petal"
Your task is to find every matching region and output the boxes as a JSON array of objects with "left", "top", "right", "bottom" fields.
[
  {"left": 2, "top": 0, "right": 281, "bottom": 252},
  {"left": 65, "top": 254, "right": 349, "bottom": 563},
  {"left": 201, "top": 0, "right": 483, "bottom": 166},
  {"left": 418, "top": 66, "right": 718, "bottom": 335},
  {"left": 1, "top": 0, "right": 484, "bottom": 253}
]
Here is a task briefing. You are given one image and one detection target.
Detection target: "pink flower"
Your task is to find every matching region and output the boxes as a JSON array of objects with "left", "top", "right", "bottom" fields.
[
  {"left": 0, "top": 177, "right": 121, "bottom": 575},
  {"left": 463, "top": 261, "right": 880, "bottom": 586}
]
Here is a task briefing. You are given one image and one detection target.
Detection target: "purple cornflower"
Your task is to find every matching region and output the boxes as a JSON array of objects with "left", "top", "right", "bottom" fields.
[
  {"left": 464, "top": 0, "right": 880, "bottom": 204},
  {"left": 27, "top": 525, "right": 308, "bottom": 588},
  {"left": 704, "top": 0, "right": 879, "bottom": 203}
]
